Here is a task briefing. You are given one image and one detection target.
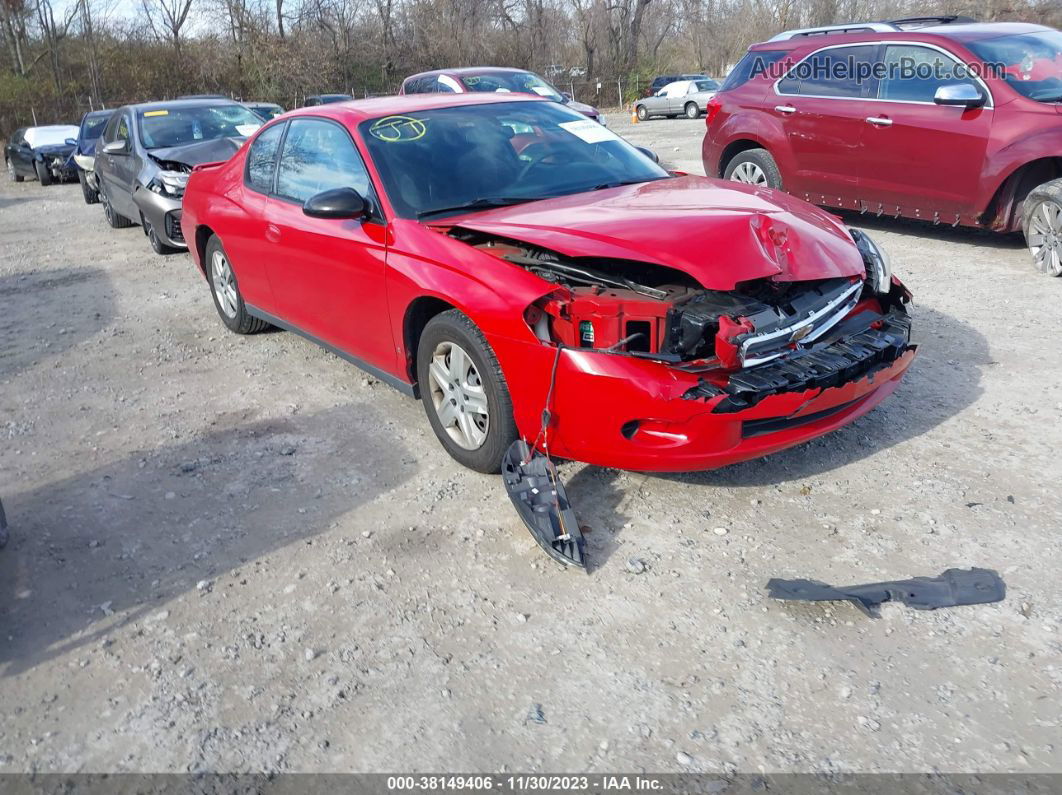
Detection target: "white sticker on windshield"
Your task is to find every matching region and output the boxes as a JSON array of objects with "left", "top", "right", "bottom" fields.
[
  {"left": 531, "top": 86, "right": 554, "bottom": 96},
  {"left": 559, "top": 119, "right": 618, "bottom": 144},
  {"left": 235, "top": 123, "right": 262, "bottom": 136}
]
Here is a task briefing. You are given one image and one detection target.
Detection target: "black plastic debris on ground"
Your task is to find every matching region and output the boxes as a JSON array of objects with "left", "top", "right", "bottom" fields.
[
  {"left": 502, "top": 440, "right": 586, "bottom": 569},
  {"left": 767, "top": 567, "right": 1005, "bottom": 618}
]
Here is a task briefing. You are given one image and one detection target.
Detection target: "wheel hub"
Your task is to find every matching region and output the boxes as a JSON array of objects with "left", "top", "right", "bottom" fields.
[
  {"left": 211, "top": 250, "right": 239, "bottom": 318},
  {"left": 428, "top": 341, "right": 489, "bottom": 450}
]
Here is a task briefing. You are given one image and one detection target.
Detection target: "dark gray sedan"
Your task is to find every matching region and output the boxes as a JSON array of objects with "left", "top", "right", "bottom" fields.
[
  {"left": 94, "top": 99, "right": 263, "bottom": 254},
  {"left": 635, "top": 78, "right": 720, "bottom": 120}
]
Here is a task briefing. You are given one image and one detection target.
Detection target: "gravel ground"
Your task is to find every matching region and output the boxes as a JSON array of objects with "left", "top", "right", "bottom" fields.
[{"left": 1, "top": 111, "right": 1060, "bottom": 775}]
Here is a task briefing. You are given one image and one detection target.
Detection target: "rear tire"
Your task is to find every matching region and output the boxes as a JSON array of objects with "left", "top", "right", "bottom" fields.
[
  {"left": 79, "top": 170, "right": 99, "bottom": 204},
  {"left": 417, "top": 309, "right": 517, "bottom": 474},
  {"left": 1023, "top": 178, "right": 1062, "bottom": 277},
  {"left": 636, "top": 104, "right": 648, "bottom": 121},
  {"left": 101, "top": 189, "right": 134, "bottom": 228},
  {"left": 723, "top": 148, "right": 783, "bottom": 190},
  {"left": 34, "top": 160, "right": 53, "bottom": 186},
  {"left": 685, "top": 102, "right": 700, "bottom": 119},
  {"left": 205, "top": 235, "right": 269, "bottom": 334}
]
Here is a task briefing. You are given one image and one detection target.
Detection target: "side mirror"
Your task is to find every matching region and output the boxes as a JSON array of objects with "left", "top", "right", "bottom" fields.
[
  {"left": 934, "top": 84, "right": 985, "bottom": 108},
  {"left": 635, "top": 146, "right": 660, "bottom": 164},
  {"left": 65, "top": 138, "right": 77, "bottom": 146},
  {"left": 102, "top": 140, "right": 127, "bottom": 155},
  {"left": 303, "top": 187, "right": 368, "bottom": 220},
  {"left": 561, "top": 92, "right": 572, "bottom": 102}
]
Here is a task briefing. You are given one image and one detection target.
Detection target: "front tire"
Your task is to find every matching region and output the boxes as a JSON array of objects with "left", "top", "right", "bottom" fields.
[
  {"left": 79, "top": 170, "right": 99, "bottom": 204},
  {"left": 34, "top": 160, "right": 53, "bottom": 186},
  {"left": 101, "top": 189, "right": 134, "bottom": 228},
  {"left": 145, "top": 220, "right": 180, "bottom": 255},
  {"left": 685, "top": 102, "right": 700, "bottom": 119},
  {"left": 723, "top": 148, "right": 783, "bottom": 190},
  {"left": 7, "top": 159, "right": 23, "bottom": 183},
  {"left": 1023, "top": 178, "right": 1062, "bottom": 277},
  {"left": 417, "top": 309, "right": 517, "bottom": 474},
  {"left": 205, "top": 235, "right": 269, "bottom": 334}
]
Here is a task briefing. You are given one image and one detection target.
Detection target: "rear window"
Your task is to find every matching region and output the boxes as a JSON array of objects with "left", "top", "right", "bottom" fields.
[{"left": 720, "top": 50, "right": 787, "bottom": 91}]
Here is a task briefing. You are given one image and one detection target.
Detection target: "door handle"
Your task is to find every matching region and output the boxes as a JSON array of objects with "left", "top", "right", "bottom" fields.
[
  {"left": 774, "top": 105, "right": 796, "bottom": 114},
  {"left": 865, "top": 116, "right": 893, "bottom": 126},
  {"left": 265, "top": 223, "right": 281, "bottom": 243}
]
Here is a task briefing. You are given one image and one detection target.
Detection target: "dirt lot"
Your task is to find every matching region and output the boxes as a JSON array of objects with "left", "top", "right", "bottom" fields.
[{"left": 1, "top": 111, "right": 1061, "bottom": 775}]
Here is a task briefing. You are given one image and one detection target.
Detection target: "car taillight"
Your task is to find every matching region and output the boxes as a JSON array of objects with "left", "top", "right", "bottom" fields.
[{"left": 704, "top": 97, "right": 722, "bottom": 127}]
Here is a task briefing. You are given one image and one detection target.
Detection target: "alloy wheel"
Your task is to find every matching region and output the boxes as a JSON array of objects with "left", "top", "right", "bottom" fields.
[
  {"left": 427, "top": 341, "right": 489, "bottom": 450},
  {"left": 211, "top": 249, "right": 239, "bottom": 318},
  {"left": 1027, "top": 199, "right": 1062, "bottom": 277},
  {"left": 730, "top": 161, "right": 768, "bottom": 186}
]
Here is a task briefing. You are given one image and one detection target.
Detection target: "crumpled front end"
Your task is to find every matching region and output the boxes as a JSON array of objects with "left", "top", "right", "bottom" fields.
[{"left": 463, "top": 226, "right": 917, "bottom": 472}]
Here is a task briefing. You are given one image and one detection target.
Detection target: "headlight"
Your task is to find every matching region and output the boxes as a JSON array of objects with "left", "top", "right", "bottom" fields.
[
  {"left": 74, "top": 154, "right": 94, "bottom": 171},
  {"left": 850, "top": 228, "right": 892, "bottom": 295},
  {"left": 148, "top": 170, "right": 189, "bottom": 198}
]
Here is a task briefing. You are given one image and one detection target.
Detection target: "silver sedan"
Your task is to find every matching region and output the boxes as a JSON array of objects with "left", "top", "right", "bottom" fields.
[{"left": 635, "top": 78, "right": 721, "bottom": 120}]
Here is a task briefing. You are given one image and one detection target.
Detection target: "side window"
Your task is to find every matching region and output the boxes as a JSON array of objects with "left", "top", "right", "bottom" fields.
[
  {"left": 878, "top": 44, "right": 980, "bottom": 103},
  {"left": 102, "top": 114, "right": 120, "bottom": 143},
  {"left": 246, "top": 122, "right": 285, "bottom": 193},
  {"left": 778, "top": 45, "right": 879, "bottom": 98},
  {"left": 115, "top": 115, "right": 130, "bottom": 143},
  {"left": 276, "top": 118, "right": 372, "bottom": 205}
]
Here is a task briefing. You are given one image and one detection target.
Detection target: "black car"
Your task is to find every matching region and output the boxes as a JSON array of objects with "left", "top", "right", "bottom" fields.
[
  {"left": 72, "top": 110, "right": 115, "bottom": 204},
  {"left": 304, "top": 93, "right": 352, "bottom": 106},
  {"left": 244, "top": 101, "right": 285, "bottom": 120},
  {"left": 5, "top": 124, "right": 80, "bottom": 185}
]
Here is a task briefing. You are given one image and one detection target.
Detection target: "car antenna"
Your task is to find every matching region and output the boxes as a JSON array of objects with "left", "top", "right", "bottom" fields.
[{"left": 501, "top": 343, "right": 587, "bottom": 569}]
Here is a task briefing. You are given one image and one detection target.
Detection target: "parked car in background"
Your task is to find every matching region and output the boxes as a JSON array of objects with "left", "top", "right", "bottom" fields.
[
  {"left": 245, "top": 102, "right": 285, "bottom": 120},
  {"left": 72, "top": 109, "right": 114, "bottom": 203},
  {"left": 304, "top": 94, "right": 352, "bottom": 106},
  {"left": 5, "top": 124, "right": 79, "bottom": 185},
  {"left": 644, "top": 73, "right": 708, "bottom": 97},
  {"left": 703, "top": 18, "right": 1062, "bottom": 275},
  {"left": 94, "top": 98, "right": 263, "bottom": 254},
  {"left": 400, "top": 67, "right": 606, "bottom": 123},
  {"left": 636, "top": 78, "right": 721, "bottom": 119},
  {"left": 181, "top": 92, "right": 914, "bottom": 477}
]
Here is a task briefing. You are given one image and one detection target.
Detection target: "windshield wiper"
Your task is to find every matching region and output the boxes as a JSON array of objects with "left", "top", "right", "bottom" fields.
[
  {"left": 589, "top": 177, "right": 667, "bottom": 191},
  {"left": 418, "top": 197, "right": 537, "bottom": 219}
]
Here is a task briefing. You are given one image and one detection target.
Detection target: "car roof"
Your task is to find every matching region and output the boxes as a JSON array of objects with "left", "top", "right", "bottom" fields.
[
  {"left": 407, "top": 66, "right": 534, "bottom": 79},
  {"left": 750, "top": 21, "right": 1054, "bottom": 51},
  {"left": 118, "top": 98, "right": 249, "bottom": 113},
  {"left": 280, "top": 91, "right": 548, "bottom": 122},
  {"left": 82, "top": 109, "right": 113, "bottom": 119},
  {"left": 27, "top": 124, "right": 78, "bottom": 132}
]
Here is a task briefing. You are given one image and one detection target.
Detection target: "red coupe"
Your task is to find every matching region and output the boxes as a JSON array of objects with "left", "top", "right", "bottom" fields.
[{"left": 181, "top": 93, "right": 916, "bottom": 474}]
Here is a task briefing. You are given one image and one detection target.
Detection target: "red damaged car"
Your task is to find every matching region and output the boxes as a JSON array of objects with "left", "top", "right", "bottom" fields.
[{"left": 181, "top": 93, "right": 916, "bottom": 475}]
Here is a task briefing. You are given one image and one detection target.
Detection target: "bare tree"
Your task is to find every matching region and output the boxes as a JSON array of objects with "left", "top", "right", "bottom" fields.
[{"left": 141, "top": 0, "right": 194, "bottom": 59}]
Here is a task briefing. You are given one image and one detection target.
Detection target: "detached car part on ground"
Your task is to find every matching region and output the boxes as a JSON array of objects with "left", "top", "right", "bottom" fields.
[
  {"left": 93, "top": 99, "right": 263, "bottom": 255},
  {"left": 702, "top": 20, "right": 1062, "bottom": 275},
  {"left": 180, "top": 94, "right": 916, "bottom": 566},
  {"left": 5, "top": 125, "right": 80, "bottom": 186}
]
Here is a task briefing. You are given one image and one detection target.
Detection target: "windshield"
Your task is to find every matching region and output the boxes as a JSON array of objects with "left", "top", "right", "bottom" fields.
[
  {"left": 965, "top": 30, "right": 1062, "bottom": 102},
  {"left": 461, "top": 71, "right": 565, "bottom": 102},
  {"left": 25, "top": 126, "right": 78, "bottom": 148},
  {"left": 360, "top": 101, "right": 668, "bottom": 219},
  {"left": 137, "top": 104, "right": 263, "bottom": 149},
  {"left": 80, "top": 115, "right": 110, "bottom": 140},
  {"left": 694, "top": 79, "right": 719, "bottom": 92}
]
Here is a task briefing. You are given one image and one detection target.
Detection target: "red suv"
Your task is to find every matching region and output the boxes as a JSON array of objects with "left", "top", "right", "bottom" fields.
[{"left": 703, "top": 18, "right": 1062, "bottom": 276}]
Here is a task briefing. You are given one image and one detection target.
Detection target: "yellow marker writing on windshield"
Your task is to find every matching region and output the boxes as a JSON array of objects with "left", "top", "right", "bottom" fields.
[{"left": 369, "top": 115, "right": 426, "bottom": 142}]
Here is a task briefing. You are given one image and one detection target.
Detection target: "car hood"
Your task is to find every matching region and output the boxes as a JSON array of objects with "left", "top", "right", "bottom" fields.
[
  {"left": 36, "top": 143, "right": 75, "bottom": 157},
  {"left": 444, "top": 175, "right": 864, "bottom": 290},
  {"left": 566, "top": 99, "right": 600, "bottom": 118},
  {"left": 147, "top": 137, "right": 245, "bottom": 169}
]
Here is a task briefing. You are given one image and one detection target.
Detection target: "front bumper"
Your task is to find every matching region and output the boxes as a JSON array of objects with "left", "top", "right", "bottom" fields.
[
  {"left": 495, "top": 306, "right": 916, "bottom": 472},
  {"left": 133, "top": 188, "right": 187, "bottom": 248}
]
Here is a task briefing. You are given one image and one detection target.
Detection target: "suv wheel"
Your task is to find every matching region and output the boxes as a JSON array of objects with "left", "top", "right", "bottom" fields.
[
  {"left": 416, "top": 309, "right": 517, "bottom": 474},
  {"left": 101, "top": 189, "right": 134, "bottom": 229},
  {"left": 7, "top": 159, "right": 23, "bottom": 183},
  {"left": 724, "top": 148, "right": 783, "bottom": 190},
  {"left": 78, "top": 170, "right": 99, "bottom": 204},
  {"left": 684, "top": 102, "right": 700, "bottom": 120},
  {"left": 1023, "top": 178, "right": 1062, "bottom": 277},
  {"left": 145, "top": 220, "right": 180, "bottom": 255},
  {"left": 205, "top": 235, "right": 270, "bottom": 334},
  {"left": 636, "top": 104, "right": 648, "bottom": 121}
]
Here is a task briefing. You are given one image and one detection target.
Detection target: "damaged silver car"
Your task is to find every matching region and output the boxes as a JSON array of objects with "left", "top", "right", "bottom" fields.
[{"left": 94, "top": 99, "right": 263, "bottom": 254}]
